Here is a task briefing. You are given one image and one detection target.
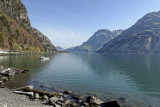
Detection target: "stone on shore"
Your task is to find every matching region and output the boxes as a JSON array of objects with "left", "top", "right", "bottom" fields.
[
  {"left": 15, "top": 69, "right": 23, "bottom": 74},
  {"left": 58, "top": 96, "right": 64, "bottom": 101},
  {"left": 56, "top": 100, "right": 65, "bottom": 106},
  {"left": 14, "top": 91, "right": 34, "bottom": 97},
  {"left": 0, "top": 68, "right": 15, "bottom": 77},
  {"left": 102, "top": 101, "right": 120, "bottom": 107},
  {"left": 64, "top": 90, "right": 72, "bottom": 94},
  {"left": 26, "top": 85, "right": 33, "bottom": 89},
  {"left": 43, "top": 95, "right": 49, "bottom": 101},
  {"left": 22, "top": 70, "right": 30, "bottom": 73},
  {"left": 53, "top": 103, "right": 61, "bottom": 107},
  {"left": 2, "top": 77, "right": 8, "bottom": 82},
  {"left": 0, "top": 81, "right": 3, "bottom": 86},
  {"left": 34, "top": 93, "right": 40, "bottom": 99},
  {"left": 86, "top": 96, "right": 104, "bottom": 105},
  {"left": 49, "top": 97, "right": 59, "bottom": 104},
  {"left": 64, "top": 99, "right": 71, "bottom": 104},
  {"left": 71, "top": 102, "right": 77, "bottom": 107},
  {"left": 83, "top": 102, "right": 90, "bottom": 107},
  {"left": 72, "top": 94, "right": 83, "bottom": 100}
]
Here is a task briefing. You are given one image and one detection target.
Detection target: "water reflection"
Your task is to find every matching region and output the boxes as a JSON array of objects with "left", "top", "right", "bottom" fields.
[
  {"left": 0, "top": 53, "right": 160, "bottom": 106},
  {"left": 77, "top": 54, "right": 160, "bottom": 94},
  {"left": 0, "top": 54, "right": 56, "bottom": 88}
]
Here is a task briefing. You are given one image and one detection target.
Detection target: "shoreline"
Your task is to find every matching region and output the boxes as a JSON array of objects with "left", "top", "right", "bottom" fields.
[
  {"left": 0, "top": 65, "right": 122, "bottom": 107},
  {"left": 0, "top": 48, "right": 68, "bottom": 56},
  {"left": 0, "top": 65, "right": 156, "bottom": 107},
  {"left": 0, "top": 88, "right": 50, "bottom": 107}
]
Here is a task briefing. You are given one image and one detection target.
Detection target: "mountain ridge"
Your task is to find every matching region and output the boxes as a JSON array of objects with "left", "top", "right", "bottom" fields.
[
  {"left": 66, "top": 29, "right": 123, "bottom": 52},
  {"left": 56, "top": 46, "right": 64, "bottom": 51},
  {"left": 0, "top": 0, "right": 56, "bottom": 52},
  {"left": 98, "top": 11, "right": 160, "bottom": 53}
]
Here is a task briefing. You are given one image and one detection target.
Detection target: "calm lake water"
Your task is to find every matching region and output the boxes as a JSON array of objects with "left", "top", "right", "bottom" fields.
[{"left": 0, "top": 53, "right": 160, "bottom": 106}]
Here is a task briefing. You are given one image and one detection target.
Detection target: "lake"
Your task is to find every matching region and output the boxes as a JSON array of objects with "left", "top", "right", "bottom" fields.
[{"left": 0, "top": 53, "right": 160, "bottom": 106}]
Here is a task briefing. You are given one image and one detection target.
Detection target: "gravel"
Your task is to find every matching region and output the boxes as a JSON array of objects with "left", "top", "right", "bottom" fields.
[{"left": 0, "top": 88, "right": 51, "bottom": 107}]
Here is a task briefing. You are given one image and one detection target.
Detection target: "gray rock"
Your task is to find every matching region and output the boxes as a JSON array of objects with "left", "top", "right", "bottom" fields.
[
  {"left": 0, "top": 68, "right": 15, "bottom": 77},
  {"left": 49, "top": 97, "right": 59, "bottom": 104},
  {"left": 64, "top": 99, "right": 71, "bottom": 104},
  {"left": 83, "top": 102, "right": 89, "bottom": 107},
  {"left": 43, "top": 95, "right": 49, "bottom": 101},
  {"left": 0, "top": 81, "right": 3, "bottom": 85},
  {"left": 22, "top": 70, "right": 30, "bottom": 73},
  {"left": 34, "top": 93, "right": 40, "bottom": 99},
  {"left": 2, "top": 77, "right": 8, "bottom": 82},
  {"left": 73, "top": 94, "right": 83, "bottom": 100},
  {"left": 64, "top": 95, "right": 69, "bottom": 99},
  {"left": 27, "top": 85, "right": 33, "bottom": 89},
  {"left": 78, "top": 99, "right": 83, "bottom": 103},
  {"left": 43, "top": 100, "right": 48, "bottom": 104},
  {"left": 86, "top": 96, "right": 103, "bottom": 105},
  {"left": 15, "top": 69, "right": 23, "bottom": 74},
  {"left": 102, "top": 101, "right": 120, "bottom": 107},
  {"left": 64, "top": 90, "right": 72, "bottom": 94},
  {"left": 53, "top": 103, "right": 61, "bottom": 107},
  {"left": 71, "top": 102, "right": 77, "bottom": 107},
  {"left": 56, "top": 100, "right": 65, "bottom": 106},
  {"left": 14, "top": 91, "right": 34, "bottom": 97},
  {"left": 2, "top": 105, "right": 7, "bottom": 107},
  {"left": 58, "top": 96, "right": 64, "bottom": 101},
  {"left": 57, "top": 92, "right": 63, "bottom": 96}
]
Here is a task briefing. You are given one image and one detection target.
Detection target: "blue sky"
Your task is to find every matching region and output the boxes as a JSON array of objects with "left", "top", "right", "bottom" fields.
[{"left": 21, "top": 0, "right": 160, "bottom": 49}]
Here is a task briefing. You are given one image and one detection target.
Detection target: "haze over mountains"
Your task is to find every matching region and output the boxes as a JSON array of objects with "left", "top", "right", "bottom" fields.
[
  {"left": 98, "top": 11, "right": 160, "bottom": 54},
  {"left": 56, "top": 46, "right": 64, "bottom": 51},
  {"left": 66, "top": 29, "right": 123, "bottom": 52}
]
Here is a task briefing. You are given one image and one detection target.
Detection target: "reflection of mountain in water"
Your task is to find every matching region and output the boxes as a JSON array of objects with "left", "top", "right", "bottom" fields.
[
  {"left": 78, "top": 54, "right": 160, "bottom": 95},
  {"left": 0, "top": 54, "right": 56, "bottom": 89},
  {"left": 0, "top": 54, "right": 55, "bottom": 70}
]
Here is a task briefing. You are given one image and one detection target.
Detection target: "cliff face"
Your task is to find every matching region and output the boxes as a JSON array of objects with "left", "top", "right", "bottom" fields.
[
  {"left": 0, "top": 11, "right": 43, "bottom": 51},
  {"left": 66, "top": 29, "right": 123, "bottom": 52},
  {"left": 0, "top": 0, "right": 56, "bottom": 52},
  {"left": 98, "top": 11, "right": 160, "bottom": 54}
]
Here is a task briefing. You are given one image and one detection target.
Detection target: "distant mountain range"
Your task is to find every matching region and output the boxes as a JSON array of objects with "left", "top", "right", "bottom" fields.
[
  {"left": 65, "top": 29, "right": 123, "bottom": 52},
  {"left": 1, "top": 0, "right": 160, "bottom": 54},
  {"left": 98, "top": 11, "right": 160, "bottom": 54},
  {"left": 56, "top": 46, "right": 64, "bottom": 51}
]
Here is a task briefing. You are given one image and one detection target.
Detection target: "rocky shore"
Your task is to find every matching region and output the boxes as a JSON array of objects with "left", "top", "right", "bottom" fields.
[
  {"left": 12, "top": 86, "right": 121, "bottom": 107},
  {"left": 0, "top": 65, "right": 127, "bottom": 107},
  {"left": 0, "top": 65, "right": 121, "bottom": 107},
  {"left": 0, "top": 65, "right": 30, "bottom": 86},
  {"left": 0, "top": 88, "right": 50, "bottom": 107}
]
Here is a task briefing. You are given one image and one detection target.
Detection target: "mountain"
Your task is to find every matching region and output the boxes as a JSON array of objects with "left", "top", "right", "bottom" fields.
[
  {"left": 0, "top": 0, "right": 56, "bottom": 52},
  {"left": 56, "top": 46, "right": 64, "bottom": 51},
  {"left": 98, "top": 11, "right": 160, "bottom": 54},
  {"left": 65, "top": 29, "right": 123, "bottom": 52}
]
